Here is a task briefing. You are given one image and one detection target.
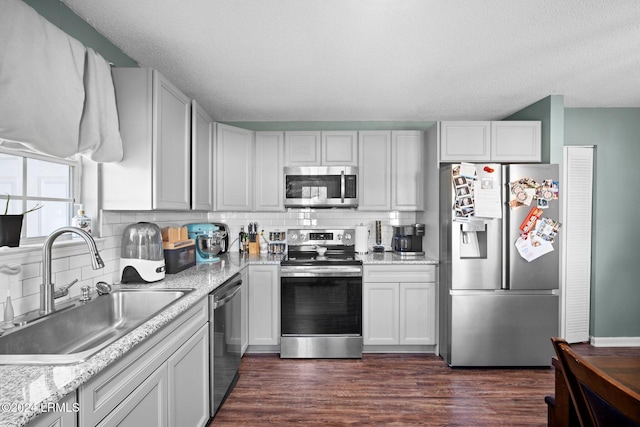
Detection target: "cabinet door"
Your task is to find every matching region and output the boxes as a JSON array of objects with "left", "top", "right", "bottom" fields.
[
  {"left": 191, "top": 100, "right": 214, "bottom": 210},
  {"left": 399, "top": 282, "right": 436, "bottom": 345},
  {"left": 28, "top": 393, "right": 77, "bottom": 427},
  {"left": 97, "top": 364, "right": 168, "bottom": 427},
  {"left": 363, "top": 283, "right": 399, "bottom": 345},
  {"left": 167, "top": 324, "right": 209, "bottom": 427},
  {"left": 491, "top": 121, "right": 541, "bottom": 162},
  {"left": 322, "top": 131, "right": 358, "bottom": 166},
  {"left": 358, "top": 131, "right": 391, "bottom": 210},
  {"left": 284, "top": 131, "right": 321, "bottom": 166},
  {"left": 153, "top": 70, "right": 191, "bottom": 210},
  {"left": 254, "top": 132, "right": 284, "bottom": 211},
  {"left": 439, "top": 121, "right": 491, "bottom": 162},
  {"left": 248, "top": 265, "right": 280, "bottom": 346},
  {"left": 391, "top": 131, "right": 424, "bottom": 211},
  {"left": 215, "top": 124, "right": 254, "bottom": 211}
]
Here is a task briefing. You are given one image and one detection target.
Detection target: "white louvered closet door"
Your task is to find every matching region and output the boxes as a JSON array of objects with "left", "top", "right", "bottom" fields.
[{"left": 562, "top": 146, "right": 594, "bottom": 343}]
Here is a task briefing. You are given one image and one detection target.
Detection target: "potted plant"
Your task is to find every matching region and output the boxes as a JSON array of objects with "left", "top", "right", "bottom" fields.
[{"left": 0, "top": 194, "right": 43, "bottom": 247}]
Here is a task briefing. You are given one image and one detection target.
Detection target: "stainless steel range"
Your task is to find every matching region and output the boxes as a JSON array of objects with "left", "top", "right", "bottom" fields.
[{"left": 280, "top": 228, "right": 363, "bottom": 359}]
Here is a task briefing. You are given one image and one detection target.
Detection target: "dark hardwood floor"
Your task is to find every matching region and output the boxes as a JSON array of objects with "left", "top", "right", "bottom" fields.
[
  {"left": 211, "top": 353, "right": 553, "bottom": 426},
  {"left": 210, "top": 345, "right": 640, "bottom": 426}
]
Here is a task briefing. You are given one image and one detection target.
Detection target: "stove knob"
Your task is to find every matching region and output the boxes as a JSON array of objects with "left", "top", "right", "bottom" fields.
[
  {"left": 289, "top": 233, "right": 298, "bottom": 242},
  {"left": 299, "top": 233, "right": 307, "bottom": 242},
  {"left": 343, "top": 232, "right": 352, "bottom": 241}
]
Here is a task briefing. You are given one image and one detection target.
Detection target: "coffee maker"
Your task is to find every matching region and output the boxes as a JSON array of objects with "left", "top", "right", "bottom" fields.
[{"left": 391, "top": 223, "right": 425, "bottom": 256}]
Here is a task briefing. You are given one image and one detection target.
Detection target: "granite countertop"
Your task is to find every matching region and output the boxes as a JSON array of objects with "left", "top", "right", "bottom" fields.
[
  {"left": 357, "top": 251, "right": 439, "bottom": 265},
  {"left": 0, "top": 251, "right": 435, "bottom": 426}
]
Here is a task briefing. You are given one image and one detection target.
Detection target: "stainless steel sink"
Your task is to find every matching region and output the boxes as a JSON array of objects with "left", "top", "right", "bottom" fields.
[{"left": 0, "top": 288, "right": 194, "bottom": 365}]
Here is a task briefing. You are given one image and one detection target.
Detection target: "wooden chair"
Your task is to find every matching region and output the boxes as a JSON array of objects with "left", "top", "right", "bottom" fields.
[{"left": 551, "top": 337, "right": 640, "bottom": 427}]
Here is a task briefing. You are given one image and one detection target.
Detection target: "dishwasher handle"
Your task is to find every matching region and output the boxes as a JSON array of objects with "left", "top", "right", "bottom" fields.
[{"left": 213, "top": 280, "right": 242, "bottom": 309}]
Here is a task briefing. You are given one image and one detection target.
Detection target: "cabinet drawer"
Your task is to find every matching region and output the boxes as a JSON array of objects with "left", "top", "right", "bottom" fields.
[
  {"left": 364, "top": 265, "right": 435, "bottom": 283},
  {"left": 79, "top": 300, "right": 207, "bottom": 426}
]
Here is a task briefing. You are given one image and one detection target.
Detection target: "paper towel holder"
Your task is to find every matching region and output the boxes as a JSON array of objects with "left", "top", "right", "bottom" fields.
[{"left": 355, "top": 223, "right": 369, "bottom": 255}]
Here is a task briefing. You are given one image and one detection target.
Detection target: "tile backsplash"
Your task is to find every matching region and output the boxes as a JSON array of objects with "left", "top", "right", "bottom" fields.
[{"left": 0, "top": 209, "right": 416, "bottom": 319}]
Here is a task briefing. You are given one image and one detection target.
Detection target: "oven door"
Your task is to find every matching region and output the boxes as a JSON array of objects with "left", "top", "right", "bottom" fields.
[{"left": 280, "top": 274, "right": 362, "bottom": 358}]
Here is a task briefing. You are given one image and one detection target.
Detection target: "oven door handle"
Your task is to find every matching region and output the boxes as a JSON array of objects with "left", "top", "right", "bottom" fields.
[
  {"left": 213, "top": 281, "right": 242, "bottom": 308},
  {"left": 281, "top": 266, "right": 362, "bottom": 277}
]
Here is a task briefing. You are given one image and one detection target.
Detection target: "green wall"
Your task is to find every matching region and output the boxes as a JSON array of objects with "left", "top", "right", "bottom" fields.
[
  {"left": 505, "top": 95, "right": 565, "bottom": 163},
  {"left": 564, "top": 108, "right": 640, "bottom": 338},
  {"left": 23, "top": 0, "right": 137, "bottom": 67},
  {"left": 223, "top": 121, "right": 436, "bottom": 131}
]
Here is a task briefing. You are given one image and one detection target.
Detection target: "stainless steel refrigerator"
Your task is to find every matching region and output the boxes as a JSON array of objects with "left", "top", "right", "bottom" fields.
[{"left": 439, "top": 163, "right": 560, "bottom": 367}]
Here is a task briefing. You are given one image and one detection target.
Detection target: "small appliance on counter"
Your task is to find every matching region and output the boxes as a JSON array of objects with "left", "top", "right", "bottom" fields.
[
  {"left": 161, "top": 226, "right": 195, "bottom": 274},
  {"left": 210, "top": 223, "right": 230, "bottom": 254},
  {"left": 391, "top": 223, "right": 425, "bottom": 257},
  {"left": 186, "top": 223, "right": 227, "bottom": 263},
  {"left": 120, "top": 222, "right": 166, "bottom": 283}
]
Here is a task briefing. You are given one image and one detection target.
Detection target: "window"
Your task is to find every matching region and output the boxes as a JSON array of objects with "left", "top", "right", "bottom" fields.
[{"left": 0, "top": 149, "right": 78, "bottom": 241}]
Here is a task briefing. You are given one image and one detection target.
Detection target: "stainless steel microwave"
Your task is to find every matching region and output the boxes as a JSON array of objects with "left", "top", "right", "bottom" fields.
[{"left": 284, "top": 166, "right": 358, "bottom": 208}]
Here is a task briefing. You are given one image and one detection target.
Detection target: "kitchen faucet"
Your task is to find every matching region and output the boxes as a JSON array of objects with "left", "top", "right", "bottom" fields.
[{"left": 40, "top": 227, "right": 105, "bottom": 315}]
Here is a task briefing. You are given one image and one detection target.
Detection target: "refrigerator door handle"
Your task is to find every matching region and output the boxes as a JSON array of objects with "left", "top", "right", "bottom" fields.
[{"left": 501, "top": 165, "right": 509, "bottom": 290}]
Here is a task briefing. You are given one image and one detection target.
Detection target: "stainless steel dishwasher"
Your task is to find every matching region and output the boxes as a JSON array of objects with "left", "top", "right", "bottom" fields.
[{"left": 209, "top": 273, "right": 242, "bottom": 417}]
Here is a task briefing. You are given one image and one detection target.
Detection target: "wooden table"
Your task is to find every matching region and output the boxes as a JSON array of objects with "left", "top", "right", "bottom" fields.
[
  {"left": 548, "top": 353, "right": 640, "bottom": 427},
  {"left": 582, "top": 355, "right": 640, "bottom": 398}
]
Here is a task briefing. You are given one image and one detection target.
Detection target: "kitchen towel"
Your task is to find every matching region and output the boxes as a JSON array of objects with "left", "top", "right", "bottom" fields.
[
  {"left": 78, "top": 48, "right": 124, "bottom": 163},
  {"left": 0, "top": 0, "right": 85, "bottom": 158}
]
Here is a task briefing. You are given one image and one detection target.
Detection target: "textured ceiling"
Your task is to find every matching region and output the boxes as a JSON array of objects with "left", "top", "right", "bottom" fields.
[{"left": 61, "top": 0, "right": 640, "bottom": 122}]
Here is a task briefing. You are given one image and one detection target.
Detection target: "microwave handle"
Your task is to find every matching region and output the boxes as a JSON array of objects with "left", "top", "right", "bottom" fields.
[{"left": 341, "top": 170, "right": 345, "bottom": 203}]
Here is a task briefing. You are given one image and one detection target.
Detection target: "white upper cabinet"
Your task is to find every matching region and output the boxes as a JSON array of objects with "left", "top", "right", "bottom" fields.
[
  {"left": 284, "top": 131, "right": 321, "bottom": 165},
  {"left": 391, "top": 131, "right": 424, "bottom": 211},
  {"left": 440, "top": 121, "right": 491, "bottom": 162},
  {"left": 358, "top": 131, "right": 391, "bottom": 211},
  {"left": 191, "top": 100, "right": 214, "bottom": 210},
  {"left": 490, "top": 121, "right": 541, "bottom": 162},
  {"left": 439, "top": 121, "right": 541, "bottom": 163},
  {"left": 104, "top": 68, "right": 191, "bottom": 210},
  {"left": 215, "top": 123, "right": 254, "bottom": 211},
  {"left": 284, "top": 131, "right": 358, "bottom": 166},
  {"left": 254, "top": 131, "right": 284, "bottom": 211},
  {"left": 321, "top": 131, "right": 358, "bottom": 165}
]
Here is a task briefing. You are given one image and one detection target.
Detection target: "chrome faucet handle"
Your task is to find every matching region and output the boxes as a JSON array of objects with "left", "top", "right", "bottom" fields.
[
  {"left": 53, "top": 279, "right": 79, "bottom": 299},
  {"left": 79, "top": 285, "right": 92, "bottom": 302},
  {"left": 95, "top": 281, "right": 112, "bottom": 296}
]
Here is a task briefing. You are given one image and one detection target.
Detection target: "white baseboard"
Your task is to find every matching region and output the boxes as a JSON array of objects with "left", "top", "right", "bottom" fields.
[{"left": 590, "top": 336, "right": 640, "bottom": 347}]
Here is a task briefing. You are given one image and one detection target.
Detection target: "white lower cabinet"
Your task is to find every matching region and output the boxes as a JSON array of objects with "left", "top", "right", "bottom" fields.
[
  {"left": 78, "top": 300, "right": 209, "bottom": 427},
  {"left": 96, "top": 363, "right": 168, "bottom": 427},
  {"left": 363, "top": 265, "right": 436, "bottom": 348},
  {"left": 167, "top": 324, "right": 209, "bottom": 427},
  {"left": 248, "top": 265, "right": 280, "bottom": 348},
  {"left": 28, "top": 393, "right": 78, "bottom": 427}
]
